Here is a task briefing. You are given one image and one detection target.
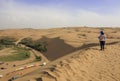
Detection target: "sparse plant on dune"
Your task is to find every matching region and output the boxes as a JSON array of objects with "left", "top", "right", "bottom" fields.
[{"left": 35, "top": 56, "right": 41, "bottom": 61}]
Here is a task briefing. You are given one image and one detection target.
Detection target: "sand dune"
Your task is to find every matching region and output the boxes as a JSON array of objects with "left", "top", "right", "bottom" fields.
[
  {"left": 0, "top": 27, "right": 120, "bottom": 81},
  {"left": 16, "top": 42, "right": 120, "bottom": 81}
]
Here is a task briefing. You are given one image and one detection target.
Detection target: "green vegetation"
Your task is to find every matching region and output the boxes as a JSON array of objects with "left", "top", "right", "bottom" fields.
[
  {"left": 0, "top": 36, "right": 17, "bottom": 50},
  {"left": 0, "top": 44, "right": 4, "bottom": 50},
  {"left": 20, "top": 38, "right": 47, "bottom": 52},
  {"left": 0, "top": 47, "right": 30, "bottom": 62},
  {"left": 35, "top": 56, "right": 41, "bottom": 61},
  {"left": 0, "top": 36, "right": 16, "bottom": 45}
]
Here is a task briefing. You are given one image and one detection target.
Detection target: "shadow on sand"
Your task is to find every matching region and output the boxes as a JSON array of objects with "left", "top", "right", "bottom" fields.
[
  {"left": 38, "top": 36, "right": 120, "bottom": 61},
  {"left": 77, "top": 41, "right": 119, "bottom": 50}
]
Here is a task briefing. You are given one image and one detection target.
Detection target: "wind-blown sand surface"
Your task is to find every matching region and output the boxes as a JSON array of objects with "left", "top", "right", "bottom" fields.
[
  {"left": 0, "top": 27, "right": 120, "bottom": 81},
  {"left": 14, "top": 42, "right": 120, "bottom": 81}
]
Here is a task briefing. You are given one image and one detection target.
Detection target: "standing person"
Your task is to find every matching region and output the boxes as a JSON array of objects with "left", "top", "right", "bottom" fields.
[{"left": 98, "top": 31, "right": 106, "bottom": 50}]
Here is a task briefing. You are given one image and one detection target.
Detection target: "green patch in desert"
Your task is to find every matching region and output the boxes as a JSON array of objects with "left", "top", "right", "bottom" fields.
[
  {"left": 0, "top": 45, "right": 4, "bottom": 50},
  {"left": 0, "top": 47, "right": 30, "bottom": 61}
]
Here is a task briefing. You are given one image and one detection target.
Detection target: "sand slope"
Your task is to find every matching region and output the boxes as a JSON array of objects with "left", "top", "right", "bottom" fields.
[
  {"left": 0, "top": 27, "right": 120, "bottom": 81},
  {"left": 16, "top": 41, "right": 120, "bottom": 81}
]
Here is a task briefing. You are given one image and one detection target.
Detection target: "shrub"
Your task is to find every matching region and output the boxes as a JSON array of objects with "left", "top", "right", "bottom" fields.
[
  {"left": 0, "top": 36, "right": 16, "bottom": 45},
  {"left": 20, "top": 38, "right": 47, "bottom": 52},
  {"left": 19, "top": 38, "right": 33, "bottom": 46},
  {"left": 35, "top": 56, "right": 41, "bottom": 61},
  {"left": 0, "top": 45, "right": 4, "bottom": 50}
]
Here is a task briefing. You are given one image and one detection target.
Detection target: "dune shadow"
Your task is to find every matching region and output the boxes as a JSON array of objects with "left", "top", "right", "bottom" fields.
[
  {"left": 77, "top": 43, "right": 99, "bottom": 50},
  {"left": 36, "top": 78, "right": 42, "bottom": 81},
  {"left": 20, "top": 36, "right": 119, "bottom": 61},
  {"left": 39, "top": 36, "right": 75, "bottom": 61},
  {"left": 77, "top": 41, "right": 119, "bottom": 50}
]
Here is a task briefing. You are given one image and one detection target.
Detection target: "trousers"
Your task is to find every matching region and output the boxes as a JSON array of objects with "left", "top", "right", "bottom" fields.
[{"left": 100, "top": 41, "right": 105, "bottom": 50}]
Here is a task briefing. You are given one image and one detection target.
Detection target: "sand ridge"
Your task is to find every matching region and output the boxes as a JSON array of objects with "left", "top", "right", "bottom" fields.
[
  {"left": 0, "top": 27, "right": 120, "bottom": 81},
  {"left": 16, "top": 42, "right": 120, "bottom": 81}
]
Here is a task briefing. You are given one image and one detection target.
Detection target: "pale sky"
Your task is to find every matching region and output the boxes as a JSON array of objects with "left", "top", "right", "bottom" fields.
[{"left": 0, "top": 0, "right": 120, "bottom": 29}]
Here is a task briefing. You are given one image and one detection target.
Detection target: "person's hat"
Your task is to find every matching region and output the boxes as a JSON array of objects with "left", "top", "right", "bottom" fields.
[{"left": 100, "top": 31, "right": 104, "bottom": 35}]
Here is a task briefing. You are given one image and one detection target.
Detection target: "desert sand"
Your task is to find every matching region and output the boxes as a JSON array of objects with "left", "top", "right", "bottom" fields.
[{"left": 0, "top": 27, "right": 120, "bottom": 81}]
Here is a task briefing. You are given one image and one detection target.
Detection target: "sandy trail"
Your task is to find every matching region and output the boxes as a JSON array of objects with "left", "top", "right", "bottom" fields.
[{"left": 0, "top": 46, "right": 49, "bottom": 81}]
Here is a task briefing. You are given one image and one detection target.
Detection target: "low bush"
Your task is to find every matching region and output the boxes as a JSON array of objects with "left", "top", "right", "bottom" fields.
[
  {"left": 35, "top": 56, "right": 41, "bottom": 61},
  {"left": 20, "top": 38, "right": 47, "bottom": 52},
  {"left": 0, "top": 36, "right": 16, "bottom": 45}
]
